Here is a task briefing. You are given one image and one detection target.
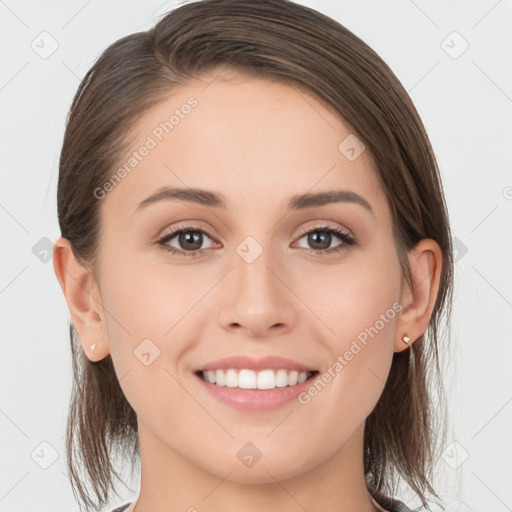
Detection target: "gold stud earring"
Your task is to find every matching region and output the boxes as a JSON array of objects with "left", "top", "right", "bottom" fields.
[{"left": 402, "top": 335, "right": 411, "bottom": 345}]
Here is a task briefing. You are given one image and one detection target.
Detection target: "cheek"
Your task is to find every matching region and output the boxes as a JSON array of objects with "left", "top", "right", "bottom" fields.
[
  {"left": 299, "top": 250, "right": 401, "bottom": 414},
  {"left": 100, "top": 255, "right": 206, "bottom": 344},
  {"left": 330, "top": 274, "right": 400, "bottom": 349},
  {"left": 303, "top": 250, "right": 402, "bottom": 343},
  {"left": 98, "top": 262, "right": 204, "bottom": 420},
  {"left": 299, "top": 250, "right": 401, "bottom": 400}
]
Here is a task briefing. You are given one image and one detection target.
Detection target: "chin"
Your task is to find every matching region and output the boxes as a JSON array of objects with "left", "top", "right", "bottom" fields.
[{"left": 202, "top": 453, "right": 316, "bottom": 484}]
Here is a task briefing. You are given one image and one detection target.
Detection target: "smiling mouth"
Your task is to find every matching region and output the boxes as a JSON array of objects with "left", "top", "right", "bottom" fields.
[{"left": 195, "top": 368, "right": 319, "bottom": 390}]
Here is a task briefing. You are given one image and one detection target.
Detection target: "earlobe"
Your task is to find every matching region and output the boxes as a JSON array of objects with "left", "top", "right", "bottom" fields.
[
  {"left": 53, "top": 237, "right": 110, "bottom": 361},
  {"left": 394, "top": 238, "right": 443, "bottom": 353}
]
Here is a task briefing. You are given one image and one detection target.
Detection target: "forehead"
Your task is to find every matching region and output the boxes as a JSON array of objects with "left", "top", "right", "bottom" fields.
[{"left": 100, "top": 69, "right": 388, "bottom": 222}]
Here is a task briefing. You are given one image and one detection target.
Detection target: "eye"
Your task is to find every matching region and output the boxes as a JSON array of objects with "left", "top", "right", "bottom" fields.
[
  {"left": 156, "top": 223, "right": 356, "bottom": 257},
  {"left": 294, "top": 224, "right": 356, "bottom": 255},
  {"left": 156, "top": 224, "right": 215, "bottom": 257}
]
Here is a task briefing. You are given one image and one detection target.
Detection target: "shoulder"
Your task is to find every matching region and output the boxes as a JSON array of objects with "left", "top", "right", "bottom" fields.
[
  {"left": 372, "top": 493, "right": 414, "bottom": 512},
  {"left": 110, "top": 504, "right": 131, "bottom": 512}
]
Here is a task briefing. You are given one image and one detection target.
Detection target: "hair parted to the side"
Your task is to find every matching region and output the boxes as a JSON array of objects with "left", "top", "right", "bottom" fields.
[{"left": 57, "top": 1, "right": 454, "bottom": 510}]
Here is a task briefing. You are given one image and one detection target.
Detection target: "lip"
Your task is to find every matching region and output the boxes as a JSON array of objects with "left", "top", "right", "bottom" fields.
[
  {"left": 193, "top": 370, "right": 319, "bottom": 411},
  {"left": 193, "top": 355, "right": 317, "bottom": 373}
]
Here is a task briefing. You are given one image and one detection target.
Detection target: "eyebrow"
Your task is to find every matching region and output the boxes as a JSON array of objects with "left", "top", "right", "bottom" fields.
[{"left": 136, "top": 187, "right": 374, "bottom": 216}]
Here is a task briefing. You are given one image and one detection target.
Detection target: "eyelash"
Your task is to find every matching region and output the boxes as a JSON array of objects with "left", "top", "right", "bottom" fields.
[{"left": 156, "top": 223, "right": 356, "bottom": 258}]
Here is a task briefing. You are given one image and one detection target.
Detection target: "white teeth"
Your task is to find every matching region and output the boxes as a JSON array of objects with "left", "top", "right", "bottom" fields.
[
  {"left": 298, "top": 371, "right": 307, "bottom": 384},
  {"left": 199, "top": 368, "right": 313, "bottom": 389},
  {"left": 238, "top": 369, "right": 256, "bottom": 389},
  {"left": 275, "top": 369, "right": 289, "bottom": 387},
  {"left": 215, "top": 369, "right": 226, "bottom": 386},
  {"left": 225, "top": 369, "right": 238, "bottom": 388},
  {"left": 288, "top": 370, "right": 299, "bottom": 386},
  {"left": 257, "top": 369, "right": 276, "bottom": 389}
]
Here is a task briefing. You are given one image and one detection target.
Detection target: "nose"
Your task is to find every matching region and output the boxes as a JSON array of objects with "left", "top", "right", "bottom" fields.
[{"left": 217, "top": 245, "right": 298, "bottom": 338}]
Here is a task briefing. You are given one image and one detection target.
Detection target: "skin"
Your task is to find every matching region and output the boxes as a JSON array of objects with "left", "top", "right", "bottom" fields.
[{"left": 53, "top": 66, "right": 442, "bottom": 512}]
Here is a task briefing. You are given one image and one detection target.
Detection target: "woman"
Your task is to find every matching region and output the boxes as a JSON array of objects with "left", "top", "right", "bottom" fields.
[{"left": 53, "top": 1, "right": 454, "bottom": 511}]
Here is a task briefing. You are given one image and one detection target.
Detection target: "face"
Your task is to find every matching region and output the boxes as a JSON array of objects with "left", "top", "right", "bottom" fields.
[{"left": 94, "top": 68, "right": 404, "bottom": 483}]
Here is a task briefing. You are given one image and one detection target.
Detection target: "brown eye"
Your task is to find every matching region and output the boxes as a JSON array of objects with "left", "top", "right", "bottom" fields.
[{"left": 156, "top": 225, "right": 215, "bottom": 257}]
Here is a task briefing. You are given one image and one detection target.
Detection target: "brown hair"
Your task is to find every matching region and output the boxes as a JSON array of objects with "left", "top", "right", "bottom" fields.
[{"left": 56, "top": 0, "right": 454, "bottom": 510}]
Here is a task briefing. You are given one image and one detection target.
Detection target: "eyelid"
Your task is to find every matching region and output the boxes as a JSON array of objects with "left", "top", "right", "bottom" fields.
[
  {"left": 157, "top": 221, "right": 216, "bottom": 240},
  {"left": 157, "top": 220, "right": 352, "bottom": 240},
  {"left": 156, "top": 220, "right": 356, "bottom": 256},
  {"left": 297, "top": 221, "right": 354, "bottom": 239}
]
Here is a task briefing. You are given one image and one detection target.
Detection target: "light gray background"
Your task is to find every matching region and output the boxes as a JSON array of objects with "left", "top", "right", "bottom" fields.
[{"left": 1, "top": 1, "right": 511, "bottom": 511}]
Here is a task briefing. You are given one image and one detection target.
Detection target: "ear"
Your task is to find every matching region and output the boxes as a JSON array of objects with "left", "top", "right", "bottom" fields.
[
  {"left": 53, "top": 237, "right": 110, "bottom": 361},
  {"left": 394, "top": 238, "right": 443, "bottom": 353}
]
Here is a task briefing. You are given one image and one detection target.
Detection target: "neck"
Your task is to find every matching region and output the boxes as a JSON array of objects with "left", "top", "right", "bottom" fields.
[{"left": 131, "top": 422, "right": 380, "bottom": 512}]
